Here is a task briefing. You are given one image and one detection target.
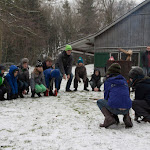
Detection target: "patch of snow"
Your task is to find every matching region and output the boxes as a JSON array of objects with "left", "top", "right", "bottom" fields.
[{"left": 0, "top": 64, "right": 150, "bottom": 150}]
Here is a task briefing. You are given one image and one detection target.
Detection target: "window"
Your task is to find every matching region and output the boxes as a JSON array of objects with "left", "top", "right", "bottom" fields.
[{"left": 110, "top": 52, "right": 119, "bottom": 60}]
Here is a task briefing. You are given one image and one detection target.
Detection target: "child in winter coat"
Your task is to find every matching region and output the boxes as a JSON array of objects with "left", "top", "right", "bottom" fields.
[
  {"left": 97, "top": 63, "right": 133, "bottom": 128},
  {"left": 90, "top": 68, "right": 102, "bottom": 91},
  {"left": 44, "top": 69, "right": 60, "bottom": 96},
  {"left": 5, "top": 65, "right": 19, "bottom": 100},
  {"left": 129, "top": 67, "right": 150, "bottom": 123},
  {"left": 30, "top": 60, "right": 47, "bottom": 97},
  {"left": 74, "top": 57, "right": 89, "bottom": 91},
  {"left": 18, "top": 58, "right": 30, "bottom": 98},
  {"left": 0, "top": 65, "right": 8, "bottom": 100}
]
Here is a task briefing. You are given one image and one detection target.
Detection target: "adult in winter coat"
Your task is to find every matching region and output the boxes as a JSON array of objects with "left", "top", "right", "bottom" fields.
[
  {"left": 18, "top": 58, "right": 30, "bottom": 98},
  {"left": 0, "top": 65, "right": 8, "bottom": 100},
  {"left": 44, "top": 68, "right": 60, "bottom": 96},
  {"left": 141, "top": 46, "right": 150, "bottom": 76},
  {"left": 5, "top": 65, "right": 19, "bottom": 100},
  {"left": 97, "top": 63, "right": 133, "bottom": 128},
  {"left": 42, "top": 57, "right": 54, "bottom": 71},
  {"left": 129, "top": 67, "right": 150, "bottom": 123},
  {"left": 90, "top": 68, "right": 102, "bottom": 91},
  {"left": 74, "top": 57, "right": 89, "bottom": 91},
  {"left": 30, "top": 60, "right": 47, "bottom": 97},
  {"left": 55, "top": 45, "right": 73, "bottom": 92}
]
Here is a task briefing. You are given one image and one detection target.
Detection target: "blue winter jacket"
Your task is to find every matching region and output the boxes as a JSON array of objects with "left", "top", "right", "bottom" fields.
[
  {"left": 104, "top": 75, "right": 132, "bottom": 109},
  {"left": 6, "top": 65, "right": 18, "bottom": 94},
  {"left": 44, "top": 69, "right": 60, "bottom": 89}
]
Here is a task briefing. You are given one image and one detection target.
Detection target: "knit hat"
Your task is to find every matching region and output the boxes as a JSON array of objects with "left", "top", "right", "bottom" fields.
[
  {"left": 106, "top": 63, "right": 121, "bottom": 75},
  {"left": 78, "top": 57, "right": 83, "bottom": 64},
  {"left": 21, "top": 58, "right": 29, "bottom": 64},
  {"left": 51, "top": 69, "right": 60, "bottom": 78},
  {"left": 129, "top": 67, "right": 144, "bottom": 79},
  {"left": 0, "top": 64, "right": 6, "bottom": 71},
  {"left": 36, "top": 60, "right": 43, "bottom": 67},
  {"left": 65, "top": 45, "right": 72, "bottom": 51}
]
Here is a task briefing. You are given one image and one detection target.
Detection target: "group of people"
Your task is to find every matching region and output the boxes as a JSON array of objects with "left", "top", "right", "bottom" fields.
[
  {"left": 0, "top": 44, "right": 150, "bottom": 129},
  {"left": 97, "top": 63, "right": 150, "bottom": 128},
  {"left": 0, "top": 45, "right": 102, "bottom": 101}
]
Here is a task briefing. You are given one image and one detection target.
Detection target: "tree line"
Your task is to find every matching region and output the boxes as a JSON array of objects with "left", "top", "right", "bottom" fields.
[{"left": 0, "top": 0, "right": 136, "bottom": 65}]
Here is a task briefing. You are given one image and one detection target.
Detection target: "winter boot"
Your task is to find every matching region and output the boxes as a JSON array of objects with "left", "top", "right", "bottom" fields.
[
  {"left": 100, "top": 107, "right": 116, "bottom": 128},
  {"left": 112, "top": 114, "right": 120, "bottom": 125},
  {"left": 31, "top": 91, "right": 35, "bottom": 98},
  {"left": 49, "top": 90, "right": 55, "bottom": 96},
  {"left": 19, "top": 92, "right": 24, "bottom": 98},
  {"left": 74, "top": 88, "right": 77, "bottom": 91},
  {"left": 141, "top": 117, "right": 150, "bottom": 123},
  {"left": 123, "top": 113, "right": 133, "bottom": 128},
  {"left": 7, "top": 93, "right": 12, "bottom": 100},
  {"left": 37, "top": 93, "right": 41, "bottom": 97},
  {"left": 84, "top": 88, "right": 89, "bottom": 91}
]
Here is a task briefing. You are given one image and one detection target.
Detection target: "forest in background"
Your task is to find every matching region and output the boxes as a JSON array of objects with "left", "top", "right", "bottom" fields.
[{"left": 0, "top": 0, "right": 136, "bottom": 65}]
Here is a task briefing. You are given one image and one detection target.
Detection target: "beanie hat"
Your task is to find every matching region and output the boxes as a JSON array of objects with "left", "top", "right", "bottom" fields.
[
  {"left": 0, "top": 64, "right": 6, "bottom": 71},
  {"left": 106, "top": 63, "right": 121, "bottom": 75},
  {"left": 78, "top": 57, "right": 83, "bottom": 64},
  {"left": 129, "top": 67, "right": 144, "bottom": 79},
  {"left": 36, "top": 60, "right": 43, "bottom": 67},
  {"left": 65, "top": 45, "right": 72, "bottom": 51},
  {"left": 21, "top": 58, "right": 29, "bottom": 64},
  {"left": 51, "top": 69, "right": 60, "bottom": 78}
]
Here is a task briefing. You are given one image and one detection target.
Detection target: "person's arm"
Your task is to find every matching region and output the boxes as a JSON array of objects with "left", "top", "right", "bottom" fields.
[
  {"left": 44, "top": 74, "right": 50, "bottom": 89},
  {"left": 104, "top": 81, "right": 110, "bottom": 100},
  {"left": 41, "top": 72, "right": 46, "bottom": 87},
  {"left": 83, "top": 67, "right": 87, "bottom": 82},
  {"left": 6, "top": 75, "right": 15, "bottom": 94},
  {"left": 67, "top": 56, "right": 73, "bottom": 75},
  {"left": 75, "top": 67, "right": 80, "bottom": 81},
  {"left": 135, "top": 85, "right": 145, "bottom": 100},
  {"left": 14, "top": 78, "right": 18, "bottom": 94},
  {"left": 57, "top": 53, "right": 65, "bottom": 75}
]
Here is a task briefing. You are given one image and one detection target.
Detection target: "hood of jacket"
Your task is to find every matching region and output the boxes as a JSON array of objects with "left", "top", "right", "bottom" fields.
[{"left": 9, "top": 65, "right": 18, "bottom": 77}]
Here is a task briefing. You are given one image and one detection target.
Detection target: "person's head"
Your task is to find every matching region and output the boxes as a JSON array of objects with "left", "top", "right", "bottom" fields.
[
  {"left": 65, "top": 45, "right": 72, "bottom": 55},
  {"left": 21, "top": 58, "right": 29, "bottom": 69},
  {"left": 9, "top": 65, "right": 18, "bottom": 77},
  {"left": 51, "top": 69, "right": 60, "bottom": 79},
  {"left": 129, "top": 67, "right": 144, "bottom": 82},
  {"left": 78, "top": 57, "right": 83, "bottom": 66},
  {"left": 45, "top": 57, "right": 53, "bottom": 67},
  {"left": 36, "top": 60, "right": 43, "bottom": 72},
  {"left": 95, "top": 70, "right": 99, "bottom": 76},
  {"left": 106, "top": 63, "right": 121, "bottom": 76},
  {"left": 146, "top": 46, "right": 150, "bottom": 51},
  {"left": 0, "top": 65, "right": 6, "bottom": 75}
]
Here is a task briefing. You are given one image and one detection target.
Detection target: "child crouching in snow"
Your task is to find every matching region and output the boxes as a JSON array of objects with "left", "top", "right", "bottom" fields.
[
  {"left": 74, "top": 57, "right": 89, "bottom": 91},
  {"left": 44, "top": 68, "right": 60, "bottom": 96},
  {"left": 97, "top": 63, "right": 133, "bottom": 128},
  {"left": 5, "top": 65, "right": 19, "bottom": 100},
  {"left": 30, "top": 60, "right": 47, "bottom": 97}
]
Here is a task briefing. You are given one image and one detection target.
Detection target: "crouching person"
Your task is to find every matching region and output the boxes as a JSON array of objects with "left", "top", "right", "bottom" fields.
[
  {"left": 0, "top": 65, "right": 8, "bottom": 100},
  {"left": 6, "top": 65, "right": 19, "bottom": 100},
  {"left": 90, "top": 68, "right": 102, "bottom": 91},
  {"left": 18, "top": 58, "right": 30, "bottom": 98},
  {"left": 44, "top": 69, "right": 60, "bottom": 96},
  {"left": 30, "top": 61, "right": 47, "bottom": 97},
  {"left": 129, "top": 67, "right": 150, "bottom": 123},
  {"left": 97, "top": 63, "right": 133, "bottom": 128},
  {"left": 74, "top": 57, "right": 89, "bottom": 91}
]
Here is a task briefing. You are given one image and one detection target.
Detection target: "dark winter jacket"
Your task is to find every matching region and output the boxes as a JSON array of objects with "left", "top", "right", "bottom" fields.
[
  {"left": 5, "top": 65, "right": 18, "bottom": 94},
  {"left": 142, "top": 51, "right": 150, "bottom": 67},
  {"left": 30, "top": 71, "right": 46, "bottom": 91},
  {"left": 104, "top": 74, "right": 132, "bottom": 109},
  {"left": 133, "top": 77, "right": 150, "bottom": 106},
  {"left": 44, "top": 68, "right": 60, "bottom": 89},
  {"left": 90, "top": 69, "right": 101, "bottom": 83},
  {"left": 55, "top": 51, "right": 73, "bottom": 75},
  {"left": 75, "top": 65, "right": 87, "bottom": 82},
  {"left": 18, "top": 65, "right": 29, "bottom": 84},
  {"left": 42, "top": 61, "right": 54, "bottom": 71}
]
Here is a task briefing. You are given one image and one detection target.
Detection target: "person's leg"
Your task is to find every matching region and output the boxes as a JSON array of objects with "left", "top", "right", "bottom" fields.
[
  {"left": 148, "top": 67, "right": 150, "bottom": 76},
  {"left": 97, "top": 99, "right": 116, "bottom": 128},
  {"left": 40, "top": 84, "right": 47, "bottom": 93},
  {"left": 84, "top": 78, "right": 89, "bottom": 91},
  {"left": 132, "top": 100, "right": 150, "bottom": 121},
  {"left": 143, "top": 67, "right": 147, "bottom": 76},
  {"left": 57, "top": 71, "right": 63, "bottom": 91},
  {"left": 74, "top": 77, "right": 78, "bottom": 91},
  {"left": 90, "top": 81, "right": 96, "bottom": 91},
  {"left": 96, "top": 81, "right": 102, "bottom": 91},
  {"left": 66, "top": 73, "right": 73, "bottom": 91},
  {"left": 35, "top": 84, "right": 43, "bottom": 93}
]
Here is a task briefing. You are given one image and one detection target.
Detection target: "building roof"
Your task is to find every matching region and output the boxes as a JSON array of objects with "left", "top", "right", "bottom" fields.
[{"left": 58, "top": 0, "right": 150, "bottom": 55}]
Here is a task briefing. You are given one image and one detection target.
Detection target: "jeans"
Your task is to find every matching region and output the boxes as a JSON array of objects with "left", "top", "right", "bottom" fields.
[
  {"left": 90, "top": 80, "right": 102, "bottom": 90},
  {"left": 56, "top": 68, "right": 73, "bottom": 91},
  {"left": 143, "top": 67, "right": 150, "bottom": 76},
  {"left": 97, "top": 99, "right": 129, "bottom": 115},
  {"left": 18, "top": 80, "right": 29, "bottom": 92}
]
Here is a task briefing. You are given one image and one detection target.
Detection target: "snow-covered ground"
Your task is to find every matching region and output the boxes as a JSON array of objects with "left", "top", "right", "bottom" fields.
[{"left": 0, "top": 64, "right": 150, "bottom": 150}]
